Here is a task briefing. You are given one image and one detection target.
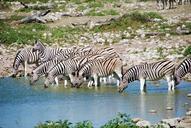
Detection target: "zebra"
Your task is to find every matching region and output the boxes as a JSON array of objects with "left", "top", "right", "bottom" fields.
[
  {"left": 44, "top": 57, "right": 88, "bottom": 88},
  {"left": 54, "top": 46, "right": 78, "bottom": 61},
  {"left": 157, "top": 0, "right": 168, "bottom": 9},
  {"left": 69, "top": 56, "right": 123, "bottom": 88},
  {"left": 178, "top": 0, "right": 191, "bottom": 4},
  {"left": 32, "top": 40, "right": 63, "bottom": 63},
  {"left": 157, "top": 0, "right": 176, "bottom": 9},
  {"left": 174, "top": 57, "right": 191, "bottom": 85},
  {"left": 30, "top": 59, "right": 62, "bottom": 85},
  {"left": 118, "top": 60, "right": 176, "bottom": 93},
  {"left": 12, "top": 48, "right": 39, "bottom": 77}
]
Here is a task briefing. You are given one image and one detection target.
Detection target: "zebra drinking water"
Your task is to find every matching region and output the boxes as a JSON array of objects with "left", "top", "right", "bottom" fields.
[
  {"left": 44, "top": 57, "right": 88, "bottom": 88},
  {"left": 69, "top": 56, "right": 123, "bottom": 88},
  {"left": 118, "top": 60, "right": 176, "bottom": 93},
  {"left": 12, "top": 48, "right": 40, "bottom": 77},
  {"left": 30, "top": 59, "right": 61, "bottom": 85}
]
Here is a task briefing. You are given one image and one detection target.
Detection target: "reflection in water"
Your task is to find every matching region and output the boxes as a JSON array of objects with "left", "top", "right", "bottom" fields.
[{"left": 0, "top": 78, "right": 191, "bottom": 128}]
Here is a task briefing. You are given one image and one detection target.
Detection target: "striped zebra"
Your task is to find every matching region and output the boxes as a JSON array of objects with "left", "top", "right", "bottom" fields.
[
  {"left": 175, "top": 57, "right": 191, "bottom": 85},
  {"left": 54, "top": 46, "right": 78, "bottom": 61},
  {"left": 157, "top": 0, "right": 176, "bottom": 9},
  {"left": 69, "top": 56, "right": 123, "bottom": 88},
  {"left": 12, "top": 48, "right": 39, "bottom": 77},
  {"left": 44, "top": 57, "right": 88, "bottom": 88},
  {"left": 32, "top": 40, "right": 63, "bottom": 63},
  {"left": 30, "top": 59, "right": 61, "bottom": 85},
  {"left": 118, "top": 60, "right": 176, "bottom": 93},
  {"left": 178, "top": 0, "right": 191, "bottom": 4}
]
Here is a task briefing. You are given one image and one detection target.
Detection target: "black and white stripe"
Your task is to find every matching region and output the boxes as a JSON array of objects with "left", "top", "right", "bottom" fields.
[
  {"left": 44, "top": 57, "right": 88, "bottom": 88},
  {"left": 118, "top": 60, "right": 176, "bottom": 92},
  {"left": 33, "top": 40, "right": 63, "bottom": 62},
  {"left": 175, "top": 57, "right": 191, "bottom": 85},
  {"left": 69, "top": 56, "right": 123, "bottom": 88},
  {"left": 30, "top": 59, "right": 60, "bottom": 84},
  {"left": 13, "top": 48, "right": 39, "bottom": 77}
]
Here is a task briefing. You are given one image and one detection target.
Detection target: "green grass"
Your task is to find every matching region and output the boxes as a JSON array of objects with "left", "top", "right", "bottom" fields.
[
  {"left": 92, "top": 11, "right": 161, "bottom": 32},
  {"left": 0, "top": 20, "right": 87, "bottom": 45},
  {"left": 86, "top": 9, "right": 119, "bottom": 16},
  {"left": 183, "top": 45, "right": 191, "bottom": 56}
]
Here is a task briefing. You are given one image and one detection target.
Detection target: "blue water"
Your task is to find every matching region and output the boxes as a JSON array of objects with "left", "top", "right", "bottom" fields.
[{"left": 0, "top": 77, "right": 191, "bottom": 128}]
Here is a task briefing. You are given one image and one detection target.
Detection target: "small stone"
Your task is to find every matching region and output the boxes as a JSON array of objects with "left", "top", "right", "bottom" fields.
[
  {"left": 166, "top": 107, "right": 173, "bottom": 110},
  {"left": 186, "top": 111, "right": 191, "bottom": 116},
  {"left": 149, "top": 109, "right": 157, "bottom": 113},
  {"left": 187, "top": 93, "right": 191, "bottom": 97},
  {"left": 132, "top": 118, "right": 143, "bottom": 123}
]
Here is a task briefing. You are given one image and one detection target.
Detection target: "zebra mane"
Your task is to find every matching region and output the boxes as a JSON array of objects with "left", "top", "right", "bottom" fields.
[{"left": 13, "top": 50, "right": 21, "bottom": 67}]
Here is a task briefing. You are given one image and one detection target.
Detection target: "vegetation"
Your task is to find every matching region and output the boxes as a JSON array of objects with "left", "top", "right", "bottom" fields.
[
  {"left": 36, "top": 113, "right": 139, "bottom": 128},
  {"left": 92, "top": 11, "right": 163, "bottom": 32},
  {"left": 183, "top": 45, "right": 191, "bottom": 56}
]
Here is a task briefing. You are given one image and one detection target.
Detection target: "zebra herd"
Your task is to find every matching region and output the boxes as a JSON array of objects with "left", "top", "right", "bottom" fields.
[
  {"left": 157, "top": 0, "right": 191, "bottom": 9},
  {"left": 12, "top": 40, "right": 191, "bottom": 93}
]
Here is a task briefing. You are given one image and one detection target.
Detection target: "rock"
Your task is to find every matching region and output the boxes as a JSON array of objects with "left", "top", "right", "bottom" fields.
[
  {"left": 161, "top": 118, "right": 181, "bottom": 127},
  {"left": 136, "top": 120, "right": 151, "bottom": 127},
  {"left": 119, "top": 39, "right": 129, "bottom": 44},
  {"left": 149, "top": 109, "right": 157, "bottom": 113},
  {"left": 166, "top": 106, "right": 173, "bottom": 110},
  {"left": 187, "top": 93, "right": 191, "bottom": 97},
  {"left": 132, "top": 118, "right": 143, "bottom": 123},
  {"left": 186, "top": 111, "right": 191, "bottom": 116}
]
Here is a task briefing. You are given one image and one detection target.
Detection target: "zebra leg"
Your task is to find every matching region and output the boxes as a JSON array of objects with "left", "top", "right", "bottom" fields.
[
  {"left": 54, "top": 77, "right": 59, "bottom": 86},
  {"left": 108, "top": 75, "right": 112, "bottom": 84},
  {"left": 166, "top": 75, "right": 173, "bottom": 91},
  {"left": 140, "top": 78, "right": 146, "bottom": 92},
  {"left": 102, "top": 77, "right": 107, "bottom": 84},
  {"left": 93, "top": 74, "right": 98, "bottom": 87},
  {"left": 88, "top": 80, "right": 94, "bottom": 88},
  {"left": 64, "top": 80, "right": 67, "bottom": 88},
  {"left": 24, "top": 61, "right": 28, "bottom": 78}
]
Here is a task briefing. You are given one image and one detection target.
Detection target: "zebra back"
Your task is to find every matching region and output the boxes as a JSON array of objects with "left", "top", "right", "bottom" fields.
[
  {"left": 13, "top": 48, "right": 39, "bottom": 71},
  {"left": 122, "top": 60, "right": 175, "bottom": 84}
]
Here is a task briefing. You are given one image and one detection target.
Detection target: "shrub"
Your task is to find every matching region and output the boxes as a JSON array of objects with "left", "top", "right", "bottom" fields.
[
  {"left": 101, "top": 113, "right": 138, "bottom": 128},
  {"left": 183, "top": 45, "right": 191, "bottom": 56}
]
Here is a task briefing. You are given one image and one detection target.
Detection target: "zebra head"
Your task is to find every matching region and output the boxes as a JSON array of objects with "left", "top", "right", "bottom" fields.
[
  {"left": 69, "top": 57, "right": 89, "bottom": 88},
  {"left": 118, "top": 80, "right": 128, "bottom": 93},
  {"left": 44, "top": 73, "right": 55, "bottom": 88},
  {"left": 32, "top": 40, "right": 44, "bottom": 52},
  {"left": 29, "top": 71, "right": 39, "bottom": 85}
]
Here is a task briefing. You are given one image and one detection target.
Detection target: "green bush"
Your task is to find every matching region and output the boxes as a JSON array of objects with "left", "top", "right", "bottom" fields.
[
  {"left": 101, "top": 113, "right": 138, "bottom": 128},
  {"left": 183, "top": 45, "right": 191, "bottom": 56}
]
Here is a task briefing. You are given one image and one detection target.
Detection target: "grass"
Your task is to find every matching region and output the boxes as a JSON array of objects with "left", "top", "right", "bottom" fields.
[
  {"left": 35, "top": 113, "right": 139, "bottom": 128},
  {"left": 86, "top": 9, "right": 119, "bottom": 16},
  {"left": 183, "top": 45, "right": 191, "bottom": 56},
  {"left": 0, "top": 20, "right": 87, "bottom": 45},
  {"left": 92, "top": 11, "right": 163, "bottom": 32}
]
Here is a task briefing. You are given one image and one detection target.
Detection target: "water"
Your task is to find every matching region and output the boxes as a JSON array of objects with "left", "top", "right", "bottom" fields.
[{"left": 0, "top": 77, "right": 191, "bottom": 128}]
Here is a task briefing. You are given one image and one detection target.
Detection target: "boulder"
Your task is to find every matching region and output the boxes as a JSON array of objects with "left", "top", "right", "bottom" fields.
[
  {"left": 161, "top": 118, "right": 181, "bottom": 127},
  {"left": 136, "top": 120, "right": 151, "bottom": 127}
]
